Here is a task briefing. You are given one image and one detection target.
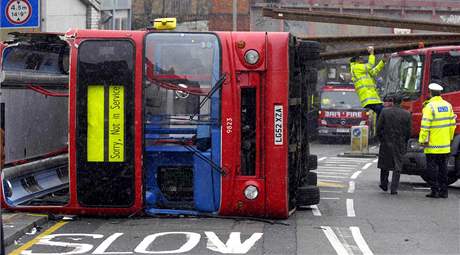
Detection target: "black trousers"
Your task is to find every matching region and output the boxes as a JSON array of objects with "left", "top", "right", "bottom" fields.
[
  {"left": 426, "top": 153, "right": 449, "bottom": 194},
  {"left": 380, "top": 150, "right": 403, "bottom": 192}
]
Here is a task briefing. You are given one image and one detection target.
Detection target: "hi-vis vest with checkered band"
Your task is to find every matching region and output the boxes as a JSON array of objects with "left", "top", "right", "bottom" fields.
[
  {"left": 419, "top": 96, "right": 456, "bottom": 154},
  {"left": 350, "top": 54, "right": 385, "bottom": 107}
]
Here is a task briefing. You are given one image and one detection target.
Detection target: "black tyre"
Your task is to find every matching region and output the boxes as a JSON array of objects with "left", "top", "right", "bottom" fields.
[
  {"left": 306, "top": 171, "right": 317, "bottom": 186},
  {"left": 297, "top": 41, "right": 320, "bottom": 65},
  {"left": 296, "top": 185, "right": 320, "bottom": 206},
  {"left": 305, "top": 68, "right": 318, "bottom": 84}
]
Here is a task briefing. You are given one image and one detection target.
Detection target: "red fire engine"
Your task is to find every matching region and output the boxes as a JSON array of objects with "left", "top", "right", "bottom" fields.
[
  {"left": 0, "top": 29, "right": 319, "bottom": 219},
  {"left": 382, "top": 46, "right": 460, "bottom": 184},
  {"left": 317, "top": 82, "right": 375, "bottom": 143}
]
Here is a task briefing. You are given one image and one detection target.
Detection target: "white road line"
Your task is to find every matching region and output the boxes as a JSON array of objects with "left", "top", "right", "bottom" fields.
[
  {"left": 322, "top": 197, "right": 341, "bottom": 200},
  {"left": 350, "top": 227, "right": 374, "bottom": 255},
  {"left": 413, "top": 187, "right": 430, "bottom": 190},
  {"left": 320, "top": 190, "right": 343, "bottom": 193},
  {"left": 319, "top": 179, "right": 344, "bottom": 183},
  {"left": 350, "top": 171, "right": 362, "bottom": 179},
  {"left": 318, "top": 157, "right": 327, "bottom": 161},
  {"left": 328, "top": 158, "right": 371, "bottom": 162},
  {"left": 316, "top": 172, "right": 350, "bottom": 175},
  {"left": 321, "top": 226, "right": 349, "bottom": 255},
  {"left": 372, "top": 158, "right": 378, "bottom": 163},
  {"left": 318, "top": 166, "right": 355, "bottom": 170},
  {"left": 346, "top": 199, "right": 356, "bottom": 217},
  {"left": 321, "top": 164, "right": 360, "bottom": 167},
  {"left": 348, "top": 181, "right": 355, "bottom": 193},
  {"left": 362, "top": 163, "right": 372, "bottom": 170},
  {"left": 317, "top": 170, "right": 353, "bottom": 174},
  {"left": 317, "top": 175, "right": 348, "bottom": 179},
  {"left": 311, "top": 205, "right": 322, "bottom": 216}
]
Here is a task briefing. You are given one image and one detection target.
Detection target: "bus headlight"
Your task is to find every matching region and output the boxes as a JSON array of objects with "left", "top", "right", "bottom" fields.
[
  {"left": 244, "top": 185, "right": 259, "bottom": 200},
  {"left": 359, "top": 121, "right": 367, "bottom": 126},
  {"left": 244, "top": 50, "right": 260, "bottom": 65}
]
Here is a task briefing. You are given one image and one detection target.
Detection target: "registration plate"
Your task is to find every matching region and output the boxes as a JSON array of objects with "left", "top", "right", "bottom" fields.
[{"left": 337, "top": 128, "right": 350, "bottom": 133}]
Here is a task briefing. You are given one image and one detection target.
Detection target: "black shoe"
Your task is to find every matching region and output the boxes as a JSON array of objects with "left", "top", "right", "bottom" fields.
[
  {"left": 426, "top": 192, "right": 439, "bottom": 198},
  {"left": 379, "top": 184, "right": 388, "bottom": 192},
  {"left": 390, "top": 191, "right": 398, "bottom": 195},
  {"left": 439, "top": 192, "right": 448, "bottom": 198}
]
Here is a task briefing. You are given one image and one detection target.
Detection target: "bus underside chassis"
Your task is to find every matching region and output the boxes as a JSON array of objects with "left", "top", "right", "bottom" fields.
[{"left": 289, "top": 39, "right": 320, "bottom": 208}]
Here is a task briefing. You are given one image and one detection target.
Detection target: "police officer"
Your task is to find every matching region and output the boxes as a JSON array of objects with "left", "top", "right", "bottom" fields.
[
  {"left": 419, "top": 83, "right": 456, "bottom": 198},
  {"left": 350, "top": 46, "right": 386, "bottom": 118}
]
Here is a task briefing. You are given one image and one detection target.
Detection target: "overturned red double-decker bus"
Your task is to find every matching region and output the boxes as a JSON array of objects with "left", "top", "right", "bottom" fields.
[{"left": 0, "top": 29, "right": 319, "bottom": 219}]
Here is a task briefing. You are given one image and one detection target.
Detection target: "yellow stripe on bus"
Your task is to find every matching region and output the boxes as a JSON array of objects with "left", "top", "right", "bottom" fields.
[
  {"left": 87, "top": 85, "right": 105, "bottom": 162},
  {"left": 108, "top": 85, "right": 124, "bottom": 162}
]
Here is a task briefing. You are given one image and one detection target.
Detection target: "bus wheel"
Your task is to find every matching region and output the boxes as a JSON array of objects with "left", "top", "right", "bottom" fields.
[
  {"left": 306, "top": 171, "right": 317, "bottom": 186},
  {"left": 296, "top": 185, "right": 320, "bottom": 206}
]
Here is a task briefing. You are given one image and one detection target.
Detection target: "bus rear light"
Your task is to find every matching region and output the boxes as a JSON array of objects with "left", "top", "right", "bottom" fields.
[
  {"left": 244, "top": 50, "right": 260, "bottom": 65},
  {"left": 244, "top": 185, "right": 259, "bottom": 200}
]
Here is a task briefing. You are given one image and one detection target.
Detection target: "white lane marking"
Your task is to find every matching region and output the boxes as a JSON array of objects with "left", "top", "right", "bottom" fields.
[
  {"left": 318, "top": 157, "right": 327, "bottom": 161},
  {"left": 413, "top": 187, "right": 430, "bottom": 190},
  {"left": 319, "top": 168, "right": 357, "bottom": 171},
  {"left": 350, "top": 227, "right": 374, "bottom": 255},
  {"left": 322, "top": 197, "right": 340, "bottom": 200},
  {"left": 346, "top": 199, "right": 356, "bottom": 217},
  {"left": 318, "top": 164, "right": 358, "bottom": 169},
  {"left": 327, "top": 158, "right": 371, "bottom": 162},
  {"left": 321, "top": 226, "right": 349, "bottom": 255},
  {"left": 319, "top": 179, "right": 344, "bottom": 183},
  {"left": 362, "top": 163, "right": 372, "bottom": 170},
  {"left": 321, "top": 164, "right": 360, "bottom": 167},
  {"left": 320, "top": 190, "right": 343, "bottom": 193},
  {"left": 335, "top": 228, "right": 356, "bottom": 255},
  {"left": 310, "top": 205, "right": 322, "bottom": 216},
  {"left": 350, "top": 171, "right": 362, "bottom": 179},
  {"left": 372, "top": 158, "right": 378, "bottom": 163},
  {"left": 316, "top": 172, "right": 350, "bottom": 175},
  {"left": 348, "top": 181, "right": 355, "bottom": 193},
  {"left": 317, "top": 175, "right": 348, "bottom": 179}
]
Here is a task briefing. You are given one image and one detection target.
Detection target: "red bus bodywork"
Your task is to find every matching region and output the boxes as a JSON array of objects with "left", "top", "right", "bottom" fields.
[{"left": 1, "top": 30, "right": 318, "bottom": 218}]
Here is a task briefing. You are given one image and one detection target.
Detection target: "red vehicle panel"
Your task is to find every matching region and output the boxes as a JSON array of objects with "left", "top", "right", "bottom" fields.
[{"left": 1, "top": 30, "right": 319, "bottom": 218}]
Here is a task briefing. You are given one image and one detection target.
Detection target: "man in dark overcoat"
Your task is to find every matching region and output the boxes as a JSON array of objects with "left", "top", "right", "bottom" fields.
[{"left": 377, "top": 95, "right": 412, "bottom": 194}]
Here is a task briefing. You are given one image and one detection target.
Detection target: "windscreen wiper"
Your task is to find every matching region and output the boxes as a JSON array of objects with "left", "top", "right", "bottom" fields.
[{"left": 190, "top": 74, "right": 227, "bottom": 120}]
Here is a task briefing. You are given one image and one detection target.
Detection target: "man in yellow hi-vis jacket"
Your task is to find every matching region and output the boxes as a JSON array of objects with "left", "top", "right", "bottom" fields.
[
  {"left": 350, "top": 46, "right": 386, "bottom": 118},
  {"left": 419, "top": 83, "right": 456, "bottom": 198}
]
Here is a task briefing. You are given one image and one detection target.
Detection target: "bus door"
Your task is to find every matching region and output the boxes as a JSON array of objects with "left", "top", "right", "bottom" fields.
[
  {"left": 143, "top": 33, "right": 222, "bottom": 215},
  {"left": 74, "top": 39, "right": 136, "bottom": 208}
]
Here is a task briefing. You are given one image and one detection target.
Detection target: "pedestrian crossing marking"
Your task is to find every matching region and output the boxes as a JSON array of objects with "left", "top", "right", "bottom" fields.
[{"left": 318, "top": 181, "right": 346, "bottom": 188}]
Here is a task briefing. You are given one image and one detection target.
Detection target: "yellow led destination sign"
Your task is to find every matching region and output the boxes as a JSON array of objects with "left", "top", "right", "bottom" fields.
[
  {"left": 108, "top": 86, "right": 124, "bottom": 162},
  {"left": 87, "top": 85, "right": 125, "bottom": 162},
  {"left": 87, "top": 85, "right": 104, "bottom": 162}
]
